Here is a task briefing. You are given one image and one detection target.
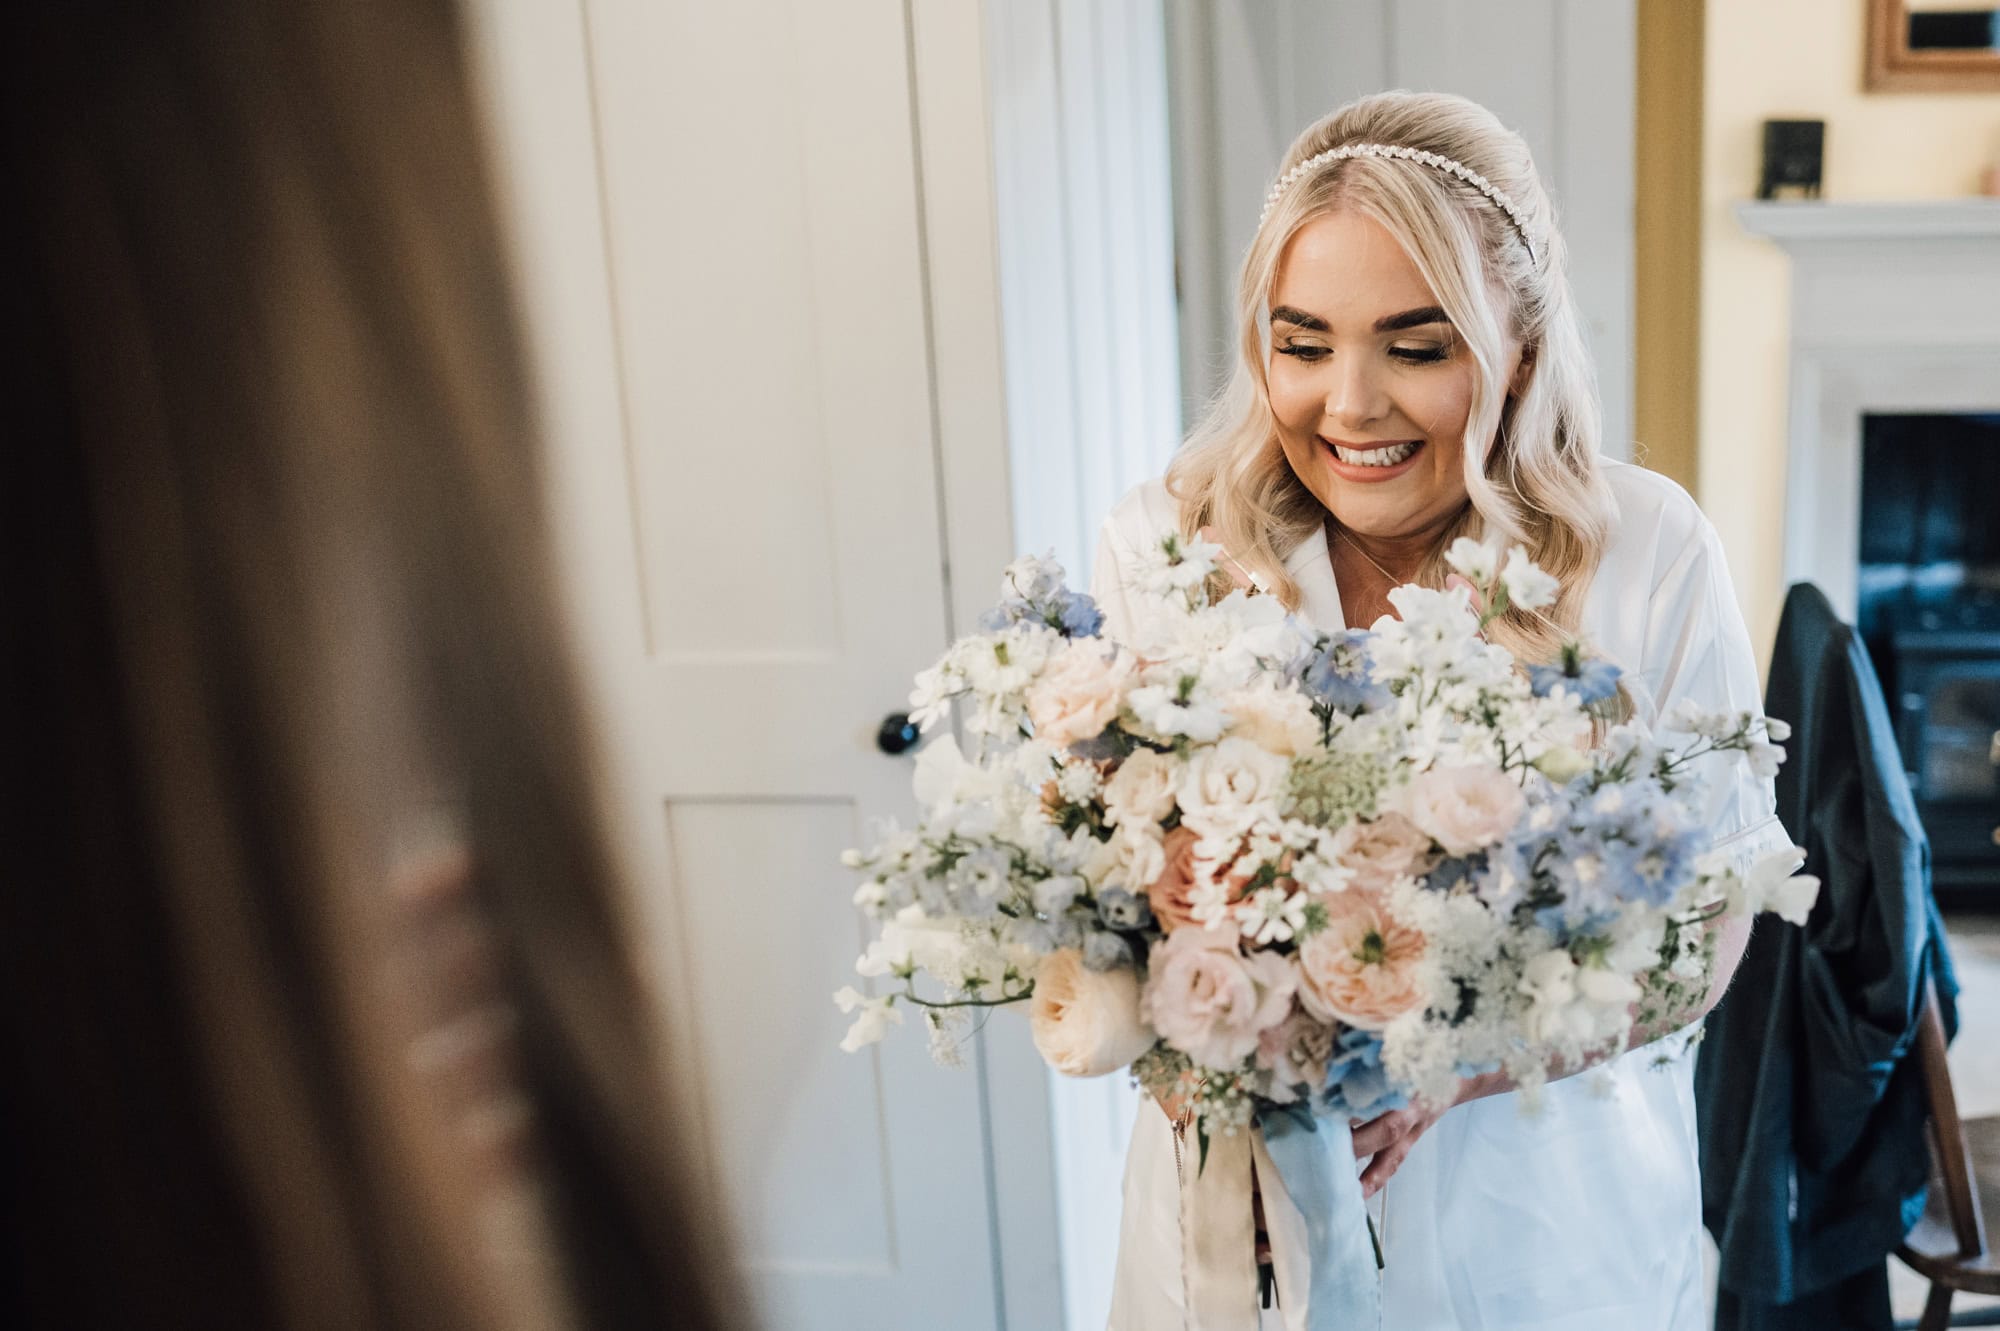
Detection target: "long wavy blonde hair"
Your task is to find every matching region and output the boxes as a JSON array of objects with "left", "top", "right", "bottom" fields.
[{"left": 1168, "top": 90, "right": 1614, "bottom": 665}]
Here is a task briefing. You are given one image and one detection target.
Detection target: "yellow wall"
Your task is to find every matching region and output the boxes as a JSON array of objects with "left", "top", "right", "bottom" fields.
[{"left": 1696, "top": 0, "right": 2000, "bottom": 655}]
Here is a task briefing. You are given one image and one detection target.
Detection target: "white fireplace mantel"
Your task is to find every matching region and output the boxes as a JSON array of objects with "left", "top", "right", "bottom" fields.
[{"left": 1736, "top": 199, "right": 2000, "bottom": 620}]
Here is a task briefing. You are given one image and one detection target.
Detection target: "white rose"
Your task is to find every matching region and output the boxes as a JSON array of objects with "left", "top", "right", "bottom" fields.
[
  {"left": 1177, "top": 736, "right": 1292, "bottom": 836},
  {"left": 1102, "top": 748, "right": 1181, "bottom": 828},
  {"left": 1030, "top": 948, "right": 1157, "bottom": 1077},
  {"left": 1088, "top": 823, "right": 1168, "bottom": 893},
  {"left": 1398, "top": 765, "right": 1526, "bottom": 856},
  {"left": 1218, "top": 680, "right": 1320, "bottom": 757}
]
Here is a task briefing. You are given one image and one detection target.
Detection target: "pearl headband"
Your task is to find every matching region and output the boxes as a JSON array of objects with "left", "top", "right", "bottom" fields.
[{"left": 1260, "top": 142, "right": 1538, "bottom": 266}]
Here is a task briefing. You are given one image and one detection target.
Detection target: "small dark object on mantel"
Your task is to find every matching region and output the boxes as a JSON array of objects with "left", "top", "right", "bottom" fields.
[{"left": 1758, "top": 120, "right": 1824, "bottom": 200}]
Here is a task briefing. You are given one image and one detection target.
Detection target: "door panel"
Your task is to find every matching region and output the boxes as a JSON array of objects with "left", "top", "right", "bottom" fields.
[{"left": 467, "top": 2, "right": 1003, "bottom": 1326}]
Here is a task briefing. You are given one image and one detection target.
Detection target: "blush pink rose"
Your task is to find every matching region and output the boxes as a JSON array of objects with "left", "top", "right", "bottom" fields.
[
  {"left": 1295, "top": 889, "right": 1428, "bottom": 1031},
  {"left": 1399, "top": 765, "right": 1526, "bottom": 857},
  {"left": 1328, "top": 812, "right": 1438, "bottom": 892},
  {"left": 1026, "top": 639, "right": 1134, "bottom": 748},
  {"left": 1141, "top": 927, "right": 1296, "bottom": 1069}
]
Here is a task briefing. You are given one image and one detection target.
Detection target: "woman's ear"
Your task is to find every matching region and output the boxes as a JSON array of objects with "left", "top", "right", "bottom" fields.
[{"left": 1508, "top": 343, "right": 1538, "bottom": 398}]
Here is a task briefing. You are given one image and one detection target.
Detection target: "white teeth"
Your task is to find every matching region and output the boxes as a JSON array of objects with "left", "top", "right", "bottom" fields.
[{"left": 1329, "top": 440, "right": 1420, "bottom": 467}]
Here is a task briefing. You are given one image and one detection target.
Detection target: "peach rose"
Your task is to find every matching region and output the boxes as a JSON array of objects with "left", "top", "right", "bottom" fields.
[
  {"left": 1399, "top": 765, "right": 1526, "bottom": 857},
  {"left": 1026, "top": 639, "right": 1135, "bottom": 748},
  {"left": 1030, "top": 949, "right": 1157, "bottom": 1077},
  {"left": 1295, "top": 889, "right": 1427, "bottom": 1031},
  {"left": 1328, "top": 812, "right": 1438, "bottom": 892},
  {"left": 1145, "top": 825, "right": 1205, "bottom": 932}
]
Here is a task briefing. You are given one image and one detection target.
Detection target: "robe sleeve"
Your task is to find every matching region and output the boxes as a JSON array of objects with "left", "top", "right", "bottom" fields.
[
  {"left": 1636, "top": 508, "right": 1793, "bottom": 872},
  {"left": 1088, "top": 513, "right": 1145, "bottom": 648}
]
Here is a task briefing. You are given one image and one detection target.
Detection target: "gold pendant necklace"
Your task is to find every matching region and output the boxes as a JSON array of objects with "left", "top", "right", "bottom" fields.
[{"left": 1330, "top": 523, "right": 1415, "bottom": 590}]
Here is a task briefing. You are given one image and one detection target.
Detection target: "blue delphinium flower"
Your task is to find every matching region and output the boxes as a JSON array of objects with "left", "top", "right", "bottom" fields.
[
  {"left": 1054, "top": 589, "right": 1104, "bottom": 637},
  {"left": 977, "top": 597, "right": 1033, "bottom": 632},
  {"left": 1528, "top": 777, "right": 1701, "bottom": 935},
  {"left": 1297, "top": 630, "right": 1390, "bottom": 713},
  {"left": 1095, "top": 887, "right": 1154, "bottom": 932},
  {"left": 976, "top": 588, "right": 1104, "bottom": 638},
  {"left": 1528, "top": 642, "right": 1623, "bottom": 704},
  {"left": 1321, "top": 1028, "right": 1408, "bottom": 1121}
]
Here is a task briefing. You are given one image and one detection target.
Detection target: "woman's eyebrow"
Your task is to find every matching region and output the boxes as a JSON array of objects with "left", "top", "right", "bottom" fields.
[
  {"left": 1374, "top": 305, "right": 1450, "bottom": 332},
  {"left": 1269, "top": 305, "right": 1328, "bottom": 331},
  {"left": 1268, "top": 304, "right": 1452, "bottom": 333}
]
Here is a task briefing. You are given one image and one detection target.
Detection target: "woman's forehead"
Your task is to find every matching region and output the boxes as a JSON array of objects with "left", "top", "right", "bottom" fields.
[{"left": 1271, "top": 210, "right": 1438, "bottom": 324}]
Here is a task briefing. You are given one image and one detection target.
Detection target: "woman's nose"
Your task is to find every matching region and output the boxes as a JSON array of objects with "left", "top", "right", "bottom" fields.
[{"left": 1324, "top": 355, "right": 1390, "bottom": 433}]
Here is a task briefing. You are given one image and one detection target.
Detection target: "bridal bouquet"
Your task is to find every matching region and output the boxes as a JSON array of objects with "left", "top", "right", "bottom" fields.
[{"left": 835, "top": 534, "right": 1817, "bottom": 1163}]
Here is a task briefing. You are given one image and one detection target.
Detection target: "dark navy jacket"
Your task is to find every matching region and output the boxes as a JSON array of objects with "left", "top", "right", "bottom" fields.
[{"left": 1697, "top": 582, "right": 1957, "bottom": 1329}]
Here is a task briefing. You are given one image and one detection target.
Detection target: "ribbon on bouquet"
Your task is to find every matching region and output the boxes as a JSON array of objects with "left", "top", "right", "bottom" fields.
[{"left": 1178, "top": 1109, "right": 1380, "bottom": 1330}]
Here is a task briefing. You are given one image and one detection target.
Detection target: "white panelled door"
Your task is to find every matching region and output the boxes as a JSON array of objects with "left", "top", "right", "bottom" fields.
[{"left": 468, "top": 2, "right": 1004, "bottom": 1328}]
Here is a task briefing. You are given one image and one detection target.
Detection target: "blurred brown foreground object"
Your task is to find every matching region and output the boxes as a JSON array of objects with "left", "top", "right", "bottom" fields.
[
  {"left": 1897, "top": 979, "right": 2000, "bottom": 1330},
  {"left": 1, "top": 3, "right": 732, "bottom": 1328}
]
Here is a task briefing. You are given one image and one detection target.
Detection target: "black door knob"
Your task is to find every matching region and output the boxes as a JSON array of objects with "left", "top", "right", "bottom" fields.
[{"left": 877, "top": 712, "right": 921, "bottom": 755}]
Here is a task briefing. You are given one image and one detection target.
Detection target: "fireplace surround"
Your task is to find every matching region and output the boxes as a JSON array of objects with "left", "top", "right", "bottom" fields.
[{"left": 1741, "top": 200, "right": 2000, "bottom": 894}]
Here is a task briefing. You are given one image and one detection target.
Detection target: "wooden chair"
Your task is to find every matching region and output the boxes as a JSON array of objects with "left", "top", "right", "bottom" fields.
[{"left": 1895, "top": 980, "right": 2000, "bottom": 1329}]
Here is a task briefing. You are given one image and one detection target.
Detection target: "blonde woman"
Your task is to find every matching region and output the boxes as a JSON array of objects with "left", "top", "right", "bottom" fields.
[{"left": 1093, "top": 91, "right": 1790, "bottom": 1329}]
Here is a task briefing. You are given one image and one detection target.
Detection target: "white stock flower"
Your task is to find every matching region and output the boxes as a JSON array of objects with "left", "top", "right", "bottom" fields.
[
  {"left": 1126, "top": 680, "right": 1230, "bottom": 743},
  {"left": 1574, "top": 966, "right": 1642, "bottom": 1006},
  {"left": 1001, "top": 551, "right": 1066, "bottom": 601},
  {"left": 1030, "top": 948, "right": 1158, "bottom": 1077},
  {"left": 834, "top": 987, "right": 905, "bottom": 1052},
  {"left": 1445, "top": 536, "right": 1500, "bottom": 584},
  {"left": 1500, "top": 547, "right": 1560, "bottom": 611},
  {"left": 1745, "top": 741, "right": 1786, "bottom": 780},
  {"left": 1745, "top": 845, "right": 1819, "bottom": 925}
]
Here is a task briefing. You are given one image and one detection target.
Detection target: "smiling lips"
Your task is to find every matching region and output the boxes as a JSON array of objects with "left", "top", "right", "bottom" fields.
[{"left": 1319, "top": 435, "right": 1426, "bottom": 480}]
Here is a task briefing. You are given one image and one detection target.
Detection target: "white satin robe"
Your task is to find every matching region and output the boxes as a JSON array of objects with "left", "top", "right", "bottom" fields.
[{"left": 1090, "top": 461, "right": 1793, "bottom": 1331}]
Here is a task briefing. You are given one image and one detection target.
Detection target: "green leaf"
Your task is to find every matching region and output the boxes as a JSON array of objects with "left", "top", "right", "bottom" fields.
[{"left": 1196, "top": 1122, "right": 1211, "bottom": 1178}]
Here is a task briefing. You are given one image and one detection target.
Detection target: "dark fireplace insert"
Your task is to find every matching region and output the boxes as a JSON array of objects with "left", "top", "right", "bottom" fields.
[{"left": 1855, "top": 412, "right": 2000, "bottom": 898}]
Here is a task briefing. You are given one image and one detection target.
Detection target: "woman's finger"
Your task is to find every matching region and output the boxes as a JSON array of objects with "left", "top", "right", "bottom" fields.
[
  {"left": 1359, "top": 1142, "right": 1407, "bottom": 1197},
  {"left": 1350, "top": 1109, "right": 1411, "bottom": 1157}
]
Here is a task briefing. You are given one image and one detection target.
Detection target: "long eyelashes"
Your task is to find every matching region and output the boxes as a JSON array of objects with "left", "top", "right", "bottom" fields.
[{"left": 1274, "top": 344, "right": 1450, "bottom": 365}]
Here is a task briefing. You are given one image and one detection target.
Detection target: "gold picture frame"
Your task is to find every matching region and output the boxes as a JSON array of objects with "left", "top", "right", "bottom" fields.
[{"left": 1867, "top": 0, "right": 2000, "bottom": 91}]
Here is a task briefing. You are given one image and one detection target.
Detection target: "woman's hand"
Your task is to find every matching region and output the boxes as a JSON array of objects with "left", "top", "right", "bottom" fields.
[{"left": 1350, "top": 1087, "right": 1464, "bottom": 1197}]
